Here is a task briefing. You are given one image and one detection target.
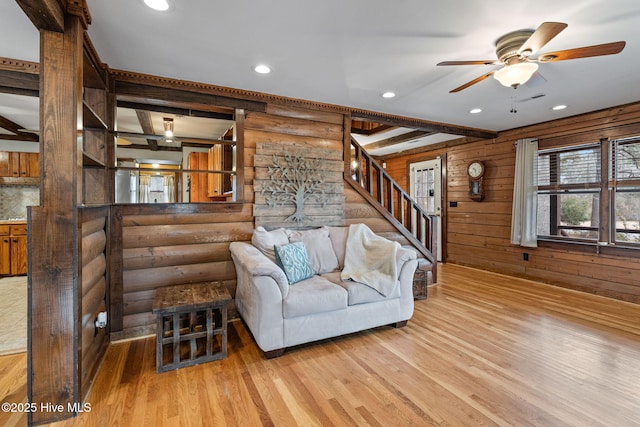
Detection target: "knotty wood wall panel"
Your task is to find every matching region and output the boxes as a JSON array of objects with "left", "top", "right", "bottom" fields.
[{"left": 384, "top": 101, "right": 640, "bottom": 303}]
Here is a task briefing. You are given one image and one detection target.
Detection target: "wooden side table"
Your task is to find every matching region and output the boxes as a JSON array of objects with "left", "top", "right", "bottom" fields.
[{"left": 152, "top": 281, "right": 231, "bottom": 373}]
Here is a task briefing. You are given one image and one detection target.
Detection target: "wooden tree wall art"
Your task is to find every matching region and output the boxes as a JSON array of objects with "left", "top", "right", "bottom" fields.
[
  {"left": 253, "top": 142, "right": 344, "bottom": 228},
  {"left": 262, "top": 151, "right": 329, "bottom": 222}
]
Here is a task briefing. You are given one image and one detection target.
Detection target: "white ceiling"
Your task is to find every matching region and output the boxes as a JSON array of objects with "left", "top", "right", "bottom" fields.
[
  {"left": 117, "top": 107, "right": 234, "bottom": 141},
  {"left": 1, "top": 0, "right": 640, "bottom": 155}
]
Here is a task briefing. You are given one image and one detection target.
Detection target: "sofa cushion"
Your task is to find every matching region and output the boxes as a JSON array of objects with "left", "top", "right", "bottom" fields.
[
  {"left": 287, "top": 228, "right": 339, "bottom": 274},
  {"left": 274, "top": 242, "right": 315, "bottom": 285},
  {"left": 252, "top": 226, "right": 289, "bottom": 263},
  {"left": 283, "top": 275, "right": 348, "bottom": 318},
  {"left": 321, "top": 271, "right": 401, "bottom": 305},
  {"left": 325, "top": 226, "right": 348, "bottom": 269}
]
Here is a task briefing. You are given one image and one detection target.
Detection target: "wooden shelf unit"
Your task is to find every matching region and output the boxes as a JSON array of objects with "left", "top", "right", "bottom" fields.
[{"left": 81, "top": 72, "right": 111, "bottom": 205}]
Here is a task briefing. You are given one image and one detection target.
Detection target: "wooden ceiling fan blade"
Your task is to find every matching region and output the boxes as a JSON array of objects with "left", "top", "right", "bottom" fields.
[
  {"left": 538, "top": 41, "right": 626, "bottom": 62},
  {"left": 450, "top": 71, "right": 495, "bottom": 93},
  {"left": 437, "top": 60, "right": 497, "bottom": 66},
  {"left": 519, "top": 22, "right": 567, "bottom": 54}
]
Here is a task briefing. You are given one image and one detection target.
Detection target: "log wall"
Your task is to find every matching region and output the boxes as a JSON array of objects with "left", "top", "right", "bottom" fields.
[
  {"left": 384, "top": 102, "right": 640, "bottom": 303},
  {"left": 111, "top": 104, "right": 347, "bottom": 338},
  {"left": 78, "top": 207, "right": 109, "bottom": 400},
  {"left": 110, "top": 204, "right": 252, "bottom": 339}
]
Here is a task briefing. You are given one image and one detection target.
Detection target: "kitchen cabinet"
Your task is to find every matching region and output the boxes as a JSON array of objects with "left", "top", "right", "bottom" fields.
[
  {"left": 0, "top": 152, "right": 39, "bottom": 185},
  {"left": 0, "top": 223, "right": 27, "bottom": 276},
  {"left": 189, "top": 152, "right": 210, "bottom": 202},
  {"left": 0, "top": 151, "right": 39, "bottom": 177},
  {"left": 0, "top": 227, "right": 9, "bottom": 275},
  {"left": 207, "top": 145, "right": 222, "bottom": 198}
]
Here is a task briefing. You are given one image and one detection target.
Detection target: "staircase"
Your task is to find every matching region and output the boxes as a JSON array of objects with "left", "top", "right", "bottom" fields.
[{"left": 346, "top": 137, "right": 438, "bottom": 284}]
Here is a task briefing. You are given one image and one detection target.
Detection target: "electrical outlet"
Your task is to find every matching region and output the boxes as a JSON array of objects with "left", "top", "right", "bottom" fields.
[
  {"left": 449, "top": 201, "right": 458, "bottom": 207},
  {"left": 523, "top": 253, "right": 529, "bottom": 261}
]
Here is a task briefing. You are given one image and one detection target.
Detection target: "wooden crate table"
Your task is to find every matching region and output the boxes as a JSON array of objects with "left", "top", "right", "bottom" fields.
[{"left": 152, "top": 281, "right": 231, "bottom": 373}]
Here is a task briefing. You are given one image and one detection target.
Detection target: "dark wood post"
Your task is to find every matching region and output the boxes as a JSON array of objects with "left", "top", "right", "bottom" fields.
[{"left": 21, "top": 1, "right": 87, "bottom": 423}]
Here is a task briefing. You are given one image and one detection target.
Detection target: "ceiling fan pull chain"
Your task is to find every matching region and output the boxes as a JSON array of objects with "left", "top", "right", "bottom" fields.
[{"left": 510, "top": 92, "right": 518, "bottom": 114}]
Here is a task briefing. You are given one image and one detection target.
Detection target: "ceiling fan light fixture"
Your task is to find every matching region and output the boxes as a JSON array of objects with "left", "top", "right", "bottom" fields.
[
  {"left": 493, "top": 62, "right": 539, "bottom": 88},
  {"left": 253, "top": 64, "right": 272, "bottom": 74},
  {"left": 143, "top": 0, "right": 173, "bottom": 12}
]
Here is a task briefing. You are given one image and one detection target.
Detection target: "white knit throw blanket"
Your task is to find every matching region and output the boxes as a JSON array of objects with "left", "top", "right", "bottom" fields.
[{"left": 340, "top": 223, "right": 399, "bottom": 296}]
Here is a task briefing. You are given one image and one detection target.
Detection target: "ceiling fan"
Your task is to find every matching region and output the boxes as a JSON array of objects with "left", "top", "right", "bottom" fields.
[{"left": 437, "top": 22, "right": 626, "bottom": 93}]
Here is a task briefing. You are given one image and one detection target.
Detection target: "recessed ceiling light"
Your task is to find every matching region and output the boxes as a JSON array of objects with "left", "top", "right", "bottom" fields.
[
  {"left": 143, "top": 0, "right": 173, "bottom": 11},
  {"left": 552, "top": 104, "right": 568, "bottom": 111},
  {"left": 381, "top": 92, "right": 396, "bottom": 99},
  {"left": 253, "top": 64, "right": 272, "bottom": 74},
  {"left": 469, "top": 108, "right": 482, "bottom": 114}
]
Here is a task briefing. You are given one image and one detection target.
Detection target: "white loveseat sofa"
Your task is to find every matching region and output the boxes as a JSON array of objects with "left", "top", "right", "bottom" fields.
[{"left": 229, "top": 224, "right": 418, "bottom": 358}]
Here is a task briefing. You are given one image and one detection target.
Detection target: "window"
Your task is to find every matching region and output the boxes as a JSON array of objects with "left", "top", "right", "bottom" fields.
[
  {"left": 611, "top": 137, "right": 640, "bottom": 244},
  {"left": 113, "top": 102, "right": 243, "bottom": 204},
  {"left": 536, "top": 137, "right": 640, "bottom": 246}
]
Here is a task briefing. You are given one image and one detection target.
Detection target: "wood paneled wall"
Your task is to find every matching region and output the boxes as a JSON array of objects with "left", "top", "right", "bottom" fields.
[
  {"left": 384, "top": 102, "right": 640, "bottom": 303},
  {"left": 111, "top": 104, "right": 346, "bottom": 338},
  {"left": 110, "top": 205, "right": 252, "bottom": 339},
  {"left": 78, "top": 207, "right": 109, "bottom": 400},
  {"left": 253, "top": 142, "right": 344, "bottom": 228}
]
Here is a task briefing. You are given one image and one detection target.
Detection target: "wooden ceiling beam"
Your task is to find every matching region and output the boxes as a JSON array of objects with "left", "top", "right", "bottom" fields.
[
  {"left": 351, "top": 121, "right": 395, "bottom": 136},
  {"left": 16, "top": 0, "right": 65, "bottom": 32},
  {"left": 364, "top": 130, "right": 434, "bottom": 151},
  {"left": 0, "top": 133, "right": 38, "bottom": 142},
  {"left": 118, "top": 143, "right": 181, "bottom": 152},
  {"left": 352, "top": 111, "right": 497, "bottom": 140},
  {"left": 0, "top": 58, "right": 40, "bottom": 96},
  {"left": 0, "top": 114, "right": 39, "bottom": 142},
  {"left": 117, "top": 100, "right": 234, "bottom": 121},
  {"left": 135, "top": 109, "right": 159, "bottom": 151},
  {"left": 378, "top": 136, "right": 487, "bottom": 160}
]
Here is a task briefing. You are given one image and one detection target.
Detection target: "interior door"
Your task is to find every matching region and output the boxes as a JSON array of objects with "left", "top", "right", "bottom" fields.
[{"left": 409, "top": 158, "right": 442, "bottom": 261}]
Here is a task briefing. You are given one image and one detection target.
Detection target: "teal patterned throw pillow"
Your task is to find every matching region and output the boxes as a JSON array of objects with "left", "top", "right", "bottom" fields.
[{"left": 274, "top": 242, "right": 314, "bottom": 284}]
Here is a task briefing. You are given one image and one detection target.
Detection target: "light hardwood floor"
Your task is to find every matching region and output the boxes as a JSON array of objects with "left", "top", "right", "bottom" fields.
[{"left": 2, "top": 263, "right": 640, "bottom": 426}]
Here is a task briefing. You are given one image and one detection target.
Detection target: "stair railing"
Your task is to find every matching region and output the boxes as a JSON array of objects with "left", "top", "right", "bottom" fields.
[{"left": 346, "top": 137, "right": 437, "bottom": 282}]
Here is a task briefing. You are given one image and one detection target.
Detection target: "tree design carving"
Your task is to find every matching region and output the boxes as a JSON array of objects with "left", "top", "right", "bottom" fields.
[{"left": 262, "top": 151, "right": 328, "bottom": 222}]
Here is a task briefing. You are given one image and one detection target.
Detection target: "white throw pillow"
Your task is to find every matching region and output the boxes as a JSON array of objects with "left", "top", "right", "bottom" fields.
[
  {"left": 251, "top": 226, "right": 289, "bottom": 263},
  {"left": 287, "top": 228, "right": 339, "bottom": 274}
]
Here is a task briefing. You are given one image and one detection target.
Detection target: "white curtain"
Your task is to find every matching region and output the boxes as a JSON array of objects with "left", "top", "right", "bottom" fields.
[
  {"left": 511, "top": 138, "right": 538, "bottom": 247},
  {"left": 165, "top": 175, "right": 175, "bottom": 203},
  {"left": 139, "top": 175, "right": 150, "bottom": 203}
]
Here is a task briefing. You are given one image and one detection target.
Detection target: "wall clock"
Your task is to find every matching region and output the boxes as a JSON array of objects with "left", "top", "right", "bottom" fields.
[{"left": 467, "top": 160, "right": 485, "bottom": 201}]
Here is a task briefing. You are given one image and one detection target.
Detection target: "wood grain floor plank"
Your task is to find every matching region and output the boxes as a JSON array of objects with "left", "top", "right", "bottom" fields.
[{"left": 3, "top": 264, "right": 640, "bottom": 426}]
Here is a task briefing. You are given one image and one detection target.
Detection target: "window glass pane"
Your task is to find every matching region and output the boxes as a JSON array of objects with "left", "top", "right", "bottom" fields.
[
  {"left": 614, "top": 189, "right": 640, "bottom": 243},
  {"left": 537, "top": 192, "right": 598, "bottom": 240},
  {"left": 536, "top": 193, "right": 551, "bottom": 236},
  {"left": 415, "top": 168, "right": 435, "bottom": 212},
  {"left": 538, "top": 145, "right": 600, "bottom": 186},
  {"left": 612, "top": 138, "right": 640, "bottom": 181}
]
